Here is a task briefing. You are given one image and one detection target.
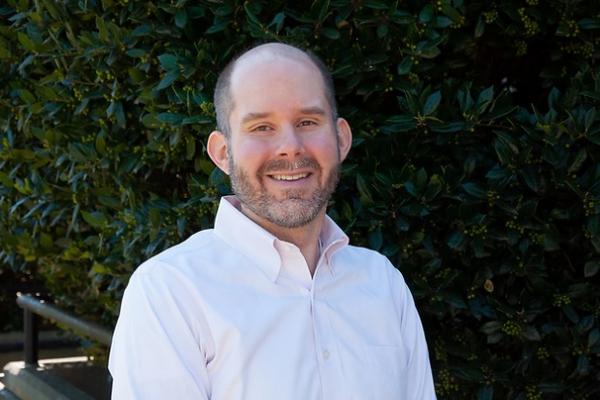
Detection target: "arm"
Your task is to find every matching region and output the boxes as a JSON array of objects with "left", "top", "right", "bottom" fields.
[
  {"left": 390, "top": 265, "right": 437, "bottom": 400},
  {"left": 108, "top": 263, "right": 212, "bottom": 399}
]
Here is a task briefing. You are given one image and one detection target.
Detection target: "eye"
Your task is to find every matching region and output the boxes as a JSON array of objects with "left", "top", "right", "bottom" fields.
[
  {"left": 298, "top": 120, "right": 317, "bottom": 127},
  {"left": 251, "top": 125, "right": 272, "bottom": 132}
]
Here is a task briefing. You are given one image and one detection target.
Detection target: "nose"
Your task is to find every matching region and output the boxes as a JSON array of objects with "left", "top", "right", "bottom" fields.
[{"left": 276, "top": 125, "right": 304, "bottom": 157}]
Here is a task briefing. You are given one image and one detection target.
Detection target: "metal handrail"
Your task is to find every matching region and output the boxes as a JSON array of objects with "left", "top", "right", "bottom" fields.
[{"left": 16, "top": 293, "right": 113, "bottom": 365}]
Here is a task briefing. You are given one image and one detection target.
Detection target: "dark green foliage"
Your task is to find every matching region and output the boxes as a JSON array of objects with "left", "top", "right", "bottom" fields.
[{"left": 1, "top": 0, "right": 599, "bottom": 398}]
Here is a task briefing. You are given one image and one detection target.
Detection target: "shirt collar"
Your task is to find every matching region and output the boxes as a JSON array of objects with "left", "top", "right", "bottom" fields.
[
  {"left": 319, "top": 214, "right": 350, "bottom": 276},
  {"left": 213, "top": 196, "right": 349, "bottom": 281}
]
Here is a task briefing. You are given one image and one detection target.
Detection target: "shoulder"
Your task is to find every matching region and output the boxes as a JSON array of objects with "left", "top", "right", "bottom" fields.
[
  {"left": 132, "top": 229, "right": 219, "bottom": 281},
  {"left": 334, "top": 244, "right": 407, "bottom": 286},
  {"left": 336, "top": 244, "right": 399, "bottom": 272}
]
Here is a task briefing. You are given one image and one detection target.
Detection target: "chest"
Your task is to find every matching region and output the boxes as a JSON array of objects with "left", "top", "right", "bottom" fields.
[{"left": 196, "top": 273, "right": 409, "bottom": 400}]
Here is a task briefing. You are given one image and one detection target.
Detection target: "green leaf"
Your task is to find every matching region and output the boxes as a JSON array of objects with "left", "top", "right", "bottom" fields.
[
  {"left": 40, "top": 232, "right": 53, "bottom": 250},
  {"left": 155, "top": 70, "right": 180, "bottom": 90},
  {"left": 575, "top": 355, "right": 589, "bottom": 375},
  {"left": 419, "top": 5, "right": 434, "bottom": 23},
  {"left": 487, "top": 332, "right": 503, "bottom": 344},
  {"left": 520, "top": 166, "right": 540, "bottom": 193},
  {"left": 132, "top": 24, "right": 152, "bottom": 36},
  {"left": 113, "top": 102, "right": 126, "bottom": 128},
  {"left": 429, "top": 121, "right": 466, "bottom": 132},
  {"left": 181, "top": 115, "right": 212, "bottom": 125},
  {"left": 177, "top": 216, "right": 187, "bottom": 237},
  {"left": 390, "top": 10, "right": 414, "bottom": 24},
  {"left": 368, "top": 227, "right": 383, "bottom": 251},
  {"left": 434, "top": 16, "right": 453, "bottom": 28},
  {"left": 568, "top": 148, "right": 587, "bottom": 173},
  {"left": 494, "top": 139, "right": 513, "bottom": 165},
  {"left": 17, "top": 33, "right": 37, "bottom": 52},
  {"left": 206, "top": 20, "right": 229, "bottom": 34},
  {"left": 185, "top": 136, "right": 196, "bottom": 160},
  {"left": 244, "top": 1, "right": 261, "bottom": 25},
  {"left": 584, "top": 261, "right": 599, "bottom": 278},
  {"left": 321, "top": 27, "right": 340, "bottom": 40},
  {"left": 0, "top": 171, "right": 13, "bottom": 188},
  {"left": 158, "top": 53, "right": 178, "bottom": 71},
  {"left": 562, "top": 304, "right": 580, "bottom": 324},
  {"left": 475, "top": 16, "right": 485, "bottom": 38},
  {"left": 18, "top": 89, "right": 35, "bottom": 104},
  {"left": 377, "top": 24, "right": 388, "bottom": 38},
  {"left": 521, "top": 325, "right": 541, "bottom": 341},
  {"left": 423, "top": 91, "right": 441, "bottom": 116},
  {"left": 149, "top": 208, "right": 161, "bottom": 227},
  {"left": 82, "top": 210, "right": 108, "bottom": 229},
  {"left": 480, "top": 321, "right": 502, "bottom": 335},
  {"left": 395, "top": 217, "right": 410, "bottom": 232},
  {"left": 588, "top": 328, "right": 600, "bottom": 347},
  {"left": 441, "top": 4, "right": 462, "bottom": 21},
  {"left": 356, "top": 174, "right": 374, "bottom": 204},
  {"left": 41, "top": 0, "right": 61, "bottom": 20},
  {"left": 380, "top": 122, "right": 412, "bottom": 133},
  {"left": 397, "top": 57, "right": 412, "bottom": 75},
  {"left": 462, "top": 183, "right": 486, "bottom": 199},
  {"left": 268, "top": 12, "right": 285, "bottom": 33},
  {"left": 157, "top": 112, "right": 184, "bottom": 125},
  {"left": 175, "top": 9, "right": 188, "bottom": 28},
  {"left": 96, "top": 132, "right": 106, "bottom": 154},
  {"left": 547, "top": 87, "right": 560, "bottom": 109},
  {"left": 96, "top": 16, "right": 109, "bottom": 42},
  {"left": 579, "top": 18, "right": 600, "bottom": 30},
  {"left": 364, "top": 0, "right": 389, "bottom": 9},
  {"left": 447, "top": 231, "right": 466, "bottom": 250},
  {"left": 419, "top": 45, "right": 441, "bottom": 59},
  {"left": 311, "top": 0, "right": 330, "bottom": 22},
  {"left": 477, "top": 386, "right": 493, "bottom": 400},
  {"left": 476, "top": 86, "right": 494, "bottom": 113},
  {"left": 584, "top": 107, "right": 596, "bottom": 132},
  {"left": 415, "top": 168, "right": 428, "bottom": 188}
]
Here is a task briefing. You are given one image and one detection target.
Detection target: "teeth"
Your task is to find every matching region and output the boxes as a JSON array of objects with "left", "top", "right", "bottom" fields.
[{"left": 271, "top": 173, "right": 309, "bottom": 181}]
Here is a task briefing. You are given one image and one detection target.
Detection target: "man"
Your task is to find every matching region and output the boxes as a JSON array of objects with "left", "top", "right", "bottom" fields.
[{"left": 109, "top": 42, "right": 436, "bottom": 399}]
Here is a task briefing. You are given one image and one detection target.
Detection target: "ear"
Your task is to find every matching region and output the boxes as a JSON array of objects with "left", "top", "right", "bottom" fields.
[
  {"left": 335, "top": 118, "right": 352, "bottom": 162},
  {"left": 207, "top": 130, "right": 231, "bottom": 175}
]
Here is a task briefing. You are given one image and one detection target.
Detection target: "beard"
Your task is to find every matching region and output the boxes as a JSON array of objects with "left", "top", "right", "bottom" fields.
[{"left": 229, "top": 156, "right": 340, "bottom": 229}]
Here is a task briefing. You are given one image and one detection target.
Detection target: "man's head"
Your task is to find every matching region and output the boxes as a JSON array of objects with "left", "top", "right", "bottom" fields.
[
  {"left": 207, "top": 42, "right": 352, "bottom": 230},
  {"left": 214, "top": 43, "right": 338, "bottom": 138}
]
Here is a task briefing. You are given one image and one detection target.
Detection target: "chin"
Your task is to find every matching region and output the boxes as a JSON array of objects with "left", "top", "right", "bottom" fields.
[{"left": 263, "top": 199, "right": 324, "bottom": 228}]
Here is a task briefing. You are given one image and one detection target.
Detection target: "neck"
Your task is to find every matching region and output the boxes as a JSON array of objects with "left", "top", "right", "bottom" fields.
[{"left": 240, "top": 205, "right": 326, "bottom": 276}]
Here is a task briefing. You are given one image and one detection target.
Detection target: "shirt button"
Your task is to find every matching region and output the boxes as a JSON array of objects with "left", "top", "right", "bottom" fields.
[{"left": 323, "top": 350, "right": 330, "bottom": 360}]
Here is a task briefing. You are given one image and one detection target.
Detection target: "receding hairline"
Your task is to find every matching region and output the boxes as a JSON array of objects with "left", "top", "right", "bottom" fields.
[
  {"left": 234, "top": 43, "right": 318, "bottom": 70},
  {"left": 230, "top": 44, "right": 328, "bottom": 104}
]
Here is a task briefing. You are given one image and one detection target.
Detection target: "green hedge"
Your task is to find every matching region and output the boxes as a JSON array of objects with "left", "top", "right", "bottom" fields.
[{"left": 1, "top": 0, "right": 599, "bottom": 398}]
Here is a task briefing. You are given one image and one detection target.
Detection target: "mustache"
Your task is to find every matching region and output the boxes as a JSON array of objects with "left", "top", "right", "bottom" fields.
[{"left": 261, "top": 158, "right": 320, "bottom": 173}]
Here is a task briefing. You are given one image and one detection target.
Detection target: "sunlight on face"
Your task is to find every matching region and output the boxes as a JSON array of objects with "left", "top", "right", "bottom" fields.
[{"left": 226, "top": 52, "right": 343, "bottom": 228}]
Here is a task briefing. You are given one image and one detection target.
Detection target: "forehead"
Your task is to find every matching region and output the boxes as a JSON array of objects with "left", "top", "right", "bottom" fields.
[{"left": 229, "top": 53, "right": 328, "bottom": 116}]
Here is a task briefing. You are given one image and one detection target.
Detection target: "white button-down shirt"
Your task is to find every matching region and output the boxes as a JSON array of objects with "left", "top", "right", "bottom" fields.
[{"left": 109, "top": 196, "right": 436, "bottom": 399}]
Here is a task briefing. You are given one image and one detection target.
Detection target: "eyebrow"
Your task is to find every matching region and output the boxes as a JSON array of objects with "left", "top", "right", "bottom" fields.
[
  {"left": 298, "top": 106, "right": 327, "bottom": 116},
  {"left": 241, "top": 112, "right": 271, "bottom": 125},
  {"left": 240, "top": 107, "right": 328, "bottom": 125}
]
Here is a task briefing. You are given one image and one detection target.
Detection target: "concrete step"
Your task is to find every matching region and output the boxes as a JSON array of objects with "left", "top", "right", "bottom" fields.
[
  {"left": 3, "top": 357, "right": 111, "bottom": 400},
  {"left": 0, "top": 376, "right": 21, "bottom": 400}
]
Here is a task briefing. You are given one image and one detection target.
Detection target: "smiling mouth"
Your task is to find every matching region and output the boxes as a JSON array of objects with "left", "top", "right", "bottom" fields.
[{"left": 268, "top": 173, "right": 311, "bottom": 181}]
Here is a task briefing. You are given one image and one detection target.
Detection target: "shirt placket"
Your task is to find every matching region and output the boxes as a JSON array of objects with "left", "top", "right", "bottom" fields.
[{"left": 311, "top": 260, "right": 344, "bottom": 400}]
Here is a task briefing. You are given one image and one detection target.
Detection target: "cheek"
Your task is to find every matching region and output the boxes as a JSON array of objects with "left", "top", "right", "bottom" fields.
[
  {"left": 309, "top": 136, "right": 340, "bottom": 165},
  {"left": 231, "top": 140, "right": 272, "bottom": 170}
]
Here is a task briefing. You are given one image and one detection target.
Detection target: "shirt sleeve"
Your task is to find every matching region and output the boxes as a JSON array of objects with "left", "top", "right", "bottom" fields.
[
  {"left": 108, "top": 263, "right": 211, "bottom": 400},
  {"left": 389, "top": 263, "right": 437, "bottom": 400}
]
